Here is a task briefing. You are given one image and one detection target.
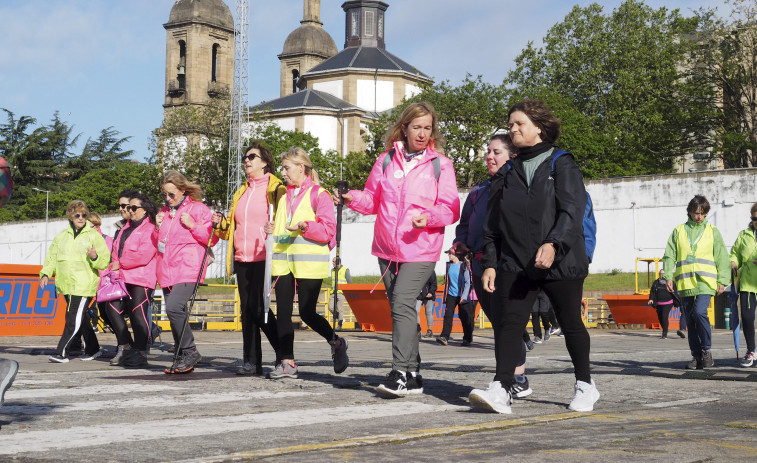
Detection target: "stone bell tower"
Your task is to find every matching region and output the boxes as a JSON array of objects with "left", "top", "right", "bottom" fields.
[{"left": 163, "top": 0, "right": 235, "bottom": 109}]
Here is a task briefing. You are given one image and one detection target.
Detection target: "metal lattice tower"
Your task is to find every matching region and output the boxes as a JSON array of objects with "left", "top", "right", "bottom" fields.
[{"left": 227, "top": 0, "right": 250, "bottom": 211}]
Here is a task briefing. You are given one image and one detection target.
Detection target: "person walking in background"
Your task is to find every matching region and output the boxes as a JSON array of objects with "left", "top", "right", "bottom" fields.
[
  {"left": 157, "top": 171, "right": 218, "bottom": 374},
  {"left": 417, "top": 271, "right": 437, "bottom": 338},
  {"left": 41, "top": 200, "right": 111, "bottom": 363},
  {"left": 730, "top": 202, "right": 757, "bottom": 367},
  {"left": 662, "top": 195, "right": 729, "bottom": 370},
  {"left": 329, "top": 257, "right": 352, "bottom": 331},
  {"left": 266, "top": 147, "right": 347, "bottom": 379},
  {"left": 437, "top": 245, "right": 475, "bottom": 347},
  {"left": 212, "top": 142, "right": 284, "bottom": 376},
  {"left": 530, "top": 290, "right": 553, "bottom": 343},
  {"left": 109, "top": 192, "right": 160, "bottom": 368},
  {"left": 647, "top": 270, "right": 680, "bottom": 339},
  {"left": 339, "top": 102, "right": 460, "bottom": 397},
  {"left": 471, "top": 99, "right": 596, "bottom": 414}
]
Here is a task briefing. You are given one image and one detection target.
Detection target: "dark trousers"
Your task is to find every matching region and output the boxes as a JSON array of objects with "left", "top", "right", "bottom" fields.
[
  {"left": 440, "top": 295, "right": 475, "bottom": 342},
  {"left": 531, "top": 312, "right": 551, "bottom": 338},
  {"left": 236, "top": 261, "right": 280, "bottom": 366},
  {"left": 124, "top": 284, "right": 153, "bottom": 351},
  {"left": 477, "top": 275, "right": 526, "bottom": 367},
  {"left": 56, "top": 295, "right": 100, "bottom": 357},
  {"left": 274, "top": 273, "right": 332, "bottom": 360},
  {"left": 103, "top": 298, "right": 134, "bottom": 347},
  {"left": 736, "top": 292, "right": 757, "bottom": 353},
  {"left": 681, "top": 294, "right": 712, "bottom": 356},
  {"left": 655, "top": 303, "right": 672, "bottom": 336},
  {"left": 491, "top": 272, "right": 590, "bottom": 388}
]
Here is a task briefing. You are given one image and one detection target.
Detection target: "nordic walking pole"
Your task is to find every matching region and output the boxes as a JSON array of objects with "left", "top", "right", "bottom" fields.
[
  {"left": 263, "top": 204, "right": 274, "bottom": 324},
  {"left": 168, "top": 216, "right": 219, "bottom": 373},
  {"left": 332, "top": 180, "right": 349, "bottom": 340}
]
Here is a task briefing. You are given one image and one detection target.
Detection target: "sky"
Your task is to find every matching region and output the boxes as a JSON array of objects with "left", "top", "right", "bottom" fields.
[{"left": 0, "top": 0, "right": 725, "bottom": 162}]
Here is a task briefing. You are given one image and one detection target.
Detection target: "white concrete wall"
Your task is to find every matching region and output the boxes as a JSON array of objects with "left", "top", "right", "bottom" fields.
[
  {"left": 312, "top": 80, "right": 343, "bottom": 100},
  {"left": 405, "top": 83, "right": 421, "bottom": 100},
  {"left": 272, "top": 118, "right": 295, "bottom": 132},
  {"left": 303, "top": 115, "right": 338, "bottom": 152},
  {"left": 356, "top": 79, "right": 394, "bottom": 112},
  {"left": 2, "top": 168, "right": 756, "bottom": 278}
]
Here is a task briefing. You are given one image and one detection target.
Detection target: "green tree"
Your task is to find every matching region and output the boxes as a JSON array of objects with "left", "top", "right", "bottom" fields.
[
  {"left": 66, "top": 127, "right": 134, "bottom": 181},
  {"left": 693, "top": 0, "right": 757, "bottom": 167},
  {"left": 509, "top": 0, "right": 717, "bottom": 178}
]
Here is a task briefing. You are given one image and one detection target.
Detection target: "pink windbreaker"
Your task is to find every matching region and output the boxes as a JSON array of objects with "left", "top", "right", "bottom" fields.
[
  {"left": 156, "top": 197, "right": 218, "bottom": 288},
  {"left": 347, "top": 142, "right": 460, "bottom": 263},
  {"left": 112, "top": 219, "right": 158, "bottom": 289},
  {"left": 285, "top": 176, "right": 336, "bottom": 244}
]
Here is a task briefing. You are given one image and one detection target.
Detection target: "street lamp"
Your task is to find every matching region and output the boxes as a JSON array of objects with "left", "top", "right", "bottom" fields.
[{"left": 32, "top": 187, "right": 50, "bottom": 264}]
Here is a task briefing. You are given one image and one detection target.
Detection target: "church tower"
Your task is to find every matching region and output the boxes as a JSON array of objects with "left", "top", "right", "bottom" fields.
[
  {"left": 342, "top": 1, "right": 388, "bottom": 49},
  {"left": 163, "top": 0, "right": 235, "bottom": 109},
  {"left": 278, "top": 0, "right": 338, "bottom": 97}
]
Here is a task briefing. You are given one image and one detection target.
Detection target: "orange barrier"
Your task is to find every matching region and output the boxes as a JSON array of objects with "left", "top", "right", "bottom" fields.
[
  {"left": 602, "top": 294, "right": 682, "bottom": 329},
  {"left": 342, "top": 283, "right": 478, "bottom": 333},
  {"left": 0, "top": 264, "right": 67, "bottom": 336}
]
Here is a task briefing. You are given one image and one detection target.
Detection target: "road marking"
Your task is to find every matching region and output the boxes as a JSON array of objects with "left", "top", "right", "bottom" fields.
[
  {"left": 643, "top": 397, "right": 719, "bottom": 408},
  {"left": 2, "top": 390, "right": 319, "bottom": 415},
  {"left": 5, "top": 383, "right": 184, "bottom": 400},
  {"left": 0, "top": 402, "right": 466, "bottom": 455}
]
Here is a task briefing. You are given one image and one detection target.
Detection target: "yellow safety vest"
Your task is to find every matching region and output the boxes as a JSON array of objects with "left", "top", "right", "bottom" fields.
[
  {"left": 271, "top": 187, "right": 330, "bottom": 278},
  {"left": 674, "top": 223, "right": 717, "bottom": 291},
  {"left": 332, "top": 266, "right": 348, "bottom": 294}
]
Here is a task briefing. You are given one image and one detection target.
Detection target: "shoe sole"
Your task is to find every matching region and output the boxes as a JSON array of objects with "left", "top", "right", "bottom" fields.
[
  {"left": 49, "top": 357, "right": 69, "bottom": 363},
  {"left": 407, "top": 387, "right": 424, "bottom": 395},
  {"left": 376, "top": 384, "right": 409, "bottom": 398},
  {"left": 80, "top": 354, "right": 101, "bottom": 361},
  {"left": 164, "top": 366, "right": 194, "bottom": 374},
  {"left": 469, "top": 392, "right": 511, "bottom": 414},
  {"left": 267, "top": 373, "right": 298, "bottom": 379},
  {"left": 513, "top": 388, "right": 533, "bottom": 399}
]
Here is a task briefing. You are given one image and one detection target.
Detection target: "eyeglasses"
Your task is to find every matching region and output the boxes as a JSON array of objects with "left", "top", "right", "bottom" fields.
[
  {"left": 751, "top": 216, "right": 757, "bottom": 221},
  {"left": 161, "top": 192, "right": 176, "bottom": 199},
  {"left": 126, "top": 205, "right": 144, "bottom": 212},
  {"left": 242, "top": 153, "right": 258, "bottom": 162},
  {"left": 118, "top": 203, "right": 129, "bottom": 209},
  {"left": 73, "top": 213, "right": 88, "bottom": 219}
]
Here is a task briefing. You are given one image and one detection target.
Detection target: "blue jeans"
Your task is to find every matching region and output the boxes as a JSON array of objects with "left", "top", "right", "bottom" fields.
[{"left": 680, "top": 294, "right": 712, "bottom": 356}]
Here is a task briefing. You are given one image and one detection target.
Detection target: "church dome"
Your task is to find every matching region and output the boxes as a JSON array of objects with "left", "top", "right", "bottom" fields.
[
  {"left": 281, "top": 23, "right": 338, "bottom": 59},
  {"left": 167, "top": 0, "right": 234, "bottom": 30}
]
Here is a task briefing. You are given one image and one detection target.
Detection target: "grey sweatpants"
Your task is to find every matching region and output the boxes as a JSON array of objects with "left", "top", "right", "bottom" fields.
[
  {"left": 378, "top": 259, "right": 435, "bottom": 372},
  {"left": 164, "top": 283, "right": 198, "bottom": 353}
]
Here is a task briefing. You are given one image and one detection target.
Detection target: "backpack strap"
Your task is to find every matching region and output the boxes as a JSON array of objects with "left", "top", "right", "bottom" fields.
[
  {"left": 309, "top": 184, "right": 332, "bottom": 212},
  {"left": 550, "top": 149, "right": 570, "bottom": 176},
  {"left": 381, "top": 148, "right": 441, "bottom": 181}
]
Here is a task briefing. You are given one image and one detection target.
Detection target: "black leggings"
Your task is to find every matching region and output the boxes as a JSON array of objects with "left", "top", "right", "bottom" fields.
[
  {"left": 531, "top": 312, "right": 551, "bottom": 338},
  {"left": 491, "top": 272, "right": 590, "bottom": 388},
  {"left": 236, "top": 261, "right": 280, "bottom": 365},
  {"left": 274, "top": 273, "right": 333, "bottom": 360},
  {"left": 124, "top": 284, "right": 153, "bottom": 351},
  {"left": 103, "top": 298, "right": 133, "bottom": 347},
  {"left": 56, "top": 295, "right": 100, "bottom": 357},
  {"left": 737, "top": 292, "right": 757, "bottom": 353},
  {"left": 655, "top": 303, "right": 673, "bottom": 336}
]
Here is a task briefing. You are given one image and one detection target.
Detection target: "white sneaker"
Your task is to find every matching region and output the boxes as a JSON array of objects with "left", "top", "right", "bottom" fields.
[
  {"left": 568, "top": 379, "right": 600, "bottom": 412},
  {"left": 469, "top": 381, "right": 512, "bottom": 414}
]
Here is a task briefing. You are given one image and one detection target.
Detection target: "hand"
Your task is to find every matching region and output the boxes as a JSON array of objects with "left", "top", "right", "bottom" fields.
[
  {"left": 40, "top": 276, "right": 49, "bottom": 288},
  {"left": 180, "top": 213, "right": 195, "bottom": 229},
  {"left": 426, "top": 293, "right": 433, "bottom": 299},
  {"left": 286, "top": 221, "right": 307, "bottom": 233},
  {"left": 411, "top": 214, "right": 428, "bottom": 229},
  {"left": 156, "top": 212, "right": 165, "bottom": 227},
  {"left": 665, "top": 279, "right": 674, "bottom": 293},
  {"left": 263, "top": 221, "right": 275, "bottom": 234},
  {"left": 647, "top": 300, "right": 654, "bottom": 306},
  {"left": 534, "top": 243, "right": 555, "bottom": 269},
  {"left": 334, "top": 192, "right": 353, "bottom": 206},
  {"left": 87, "top": 245, "right": 98, "bottom": 260},
  {"left": 111, "top": 261, "right": 120, "bottom": 271},
  {"left": 482, "top": 268, "right": 496, "bottom": 293},
  {"left": 717, "top": 284, "right": 725, "bottom": 296},
  {"left": 211, "top": 212, "right": 223, "bottom": 225}
]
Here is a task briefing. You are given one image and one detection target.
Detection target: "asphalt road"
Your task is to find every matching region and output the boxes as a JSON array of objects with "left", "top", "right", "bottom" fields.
[{"left": 1, "top": 327, "right": 756, "bottom": 462}]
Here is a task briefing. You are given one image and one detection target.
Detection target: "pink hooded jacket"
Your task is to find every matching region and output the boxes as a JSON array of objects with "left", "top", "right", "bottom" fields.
[
  {"left": 347, "top": 142, "right": 460, "bottom": 263},
  {"left": 112, "top": 219, "right": 158, "bottom": 289},
  {"left": 156, "top": 197, "right": 218, "bottom": 288}
]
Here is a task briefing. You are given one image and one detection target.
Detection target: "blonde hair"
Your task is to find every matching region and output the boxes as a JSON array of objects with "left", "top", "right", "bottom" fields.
[
  {"left": 280, "top": 147, "right": 320, "bottom": 185},
  {"left": 65, "top": 200, "right": 89, "bottom": 222},
  {"left": 88, "top": 211, "right": 102, "bottom": 227},
  {"left": 384, "top": 101, "right": 444, "bottom": 153},
  {"left": 161, "top": 170, "right": 203, "bottom": 202}
]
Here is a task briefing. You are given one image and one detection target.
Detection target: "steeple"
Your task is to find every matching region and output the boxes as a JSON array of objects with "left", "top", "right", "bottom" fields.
[
  {"left": 303, "top": 0, "right": 322, "bottom": 25},
  {"left": 342, "top": 1, "right": 388, "bottom": 49}
]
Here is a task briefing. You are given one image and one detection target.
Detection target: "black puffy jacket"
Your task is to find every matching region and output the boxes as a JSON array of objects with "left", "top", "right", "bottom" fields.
[{"left": 482, "top": 144, "right": 589, "bottom": 281}]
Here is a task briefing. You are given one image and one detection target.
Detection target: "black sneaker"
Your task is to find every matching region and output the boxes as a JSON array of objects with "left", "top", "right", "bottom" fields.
[
  {"left": 461, "top": 339, "right": 472, "bottom": 347},
  {"left": 376, "top": 370, "right": 410, "bottom": 398},
  {"left": 509, "top": 377, "right": 533, "bottom": 399},
  {"left": 526, "top": 339, "right": 535, "bottom": 351},
  {"left": 331, "top": 337, "right": 349, "bottom": 374},
  {"left": 676, "top": 330, "right": 686, "bottom": 339},
  {"left": 436, "top": 336, "right": 448, "bottom": 346},
  {"left": 685, "top": 356, "right": 703, "bottom": 370},
  {"left": 406, "top": 372, "right": 424, "bottom": 394},
  {"left": 123, "top": 351, "right": 148, "bottom": 368},
  {"left": 165, "top": 349, "right": 201, "bottom": 374},
  {"left": 424, "top": 329, "right": 433, "bottom": 338},
  {"left": 701, "top": 349, "right": 714, "bottom": 368}
]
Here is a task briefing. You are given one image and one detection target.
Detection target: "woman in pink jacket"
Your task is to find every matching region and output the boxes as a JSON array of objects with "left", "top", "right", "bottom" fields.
[
  {"left": 110, "top": 192, "right": 159, "bottom": 368},
  {"left": 156, "top": 171, "right": 218, "bottom": 374},
  {"left": 339, "top": 102, "right": 461, "bottom": 397}
]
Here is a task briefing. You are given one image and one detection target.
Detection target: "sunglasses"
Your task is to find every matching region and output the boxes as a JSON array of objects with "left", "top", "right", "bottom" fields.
[
  {"left": 126, "top": 205, "right": 144, "bottom": 212},
  {"left": 161, "top": 192, "right": 177, "bottom": 199},
  {"left": 118, "top": 203, "right": 129, "bottom": 209},
  {"left": 751, "top": 217, "right": 757, "bottom": 221},
  {"left": 242, "top": 153, "right": 258, "bottom": 162},
  {"left": 73, "top": 213, "right": 88, "bottom": 219}
]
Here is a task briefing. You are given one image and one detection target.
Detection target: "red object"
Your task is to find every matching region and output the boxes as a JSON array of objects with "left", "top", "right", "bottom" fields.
[
  {"left": 0, "top": 264, "right": 68, "bottom": 336},
  {"left": 342, "top": 283, "right": 478, "bottom": 333},
  {"left": 602, "top": 294, "right": 681, "bottom": 329}
]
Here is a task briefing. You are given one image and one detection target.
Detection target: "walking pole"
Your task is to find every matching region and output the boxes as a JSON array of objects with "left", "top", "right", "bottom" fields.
[
  {"left": 168, "top": 218, "right": 219, "bottom": 373},
  {"left": 332, "top": 180, "right": 349, "bottom": 339},
  {"left": 263, "top": 204, "right": 274, "bottom": 324}
]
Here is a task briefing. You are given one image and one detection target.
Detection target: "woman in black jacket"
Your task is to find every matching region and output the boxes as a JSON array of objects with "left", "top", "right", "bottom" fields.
[{"left": 469, "top": 99, "right": 598, "bottom": 414}]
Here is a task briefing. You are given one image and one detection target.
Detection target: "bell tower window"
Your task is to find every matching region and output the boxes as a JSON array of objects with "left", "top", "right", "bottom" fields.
[
  {"left": 292, "top": 69, "right": 300, "bottom": 94},
  {"left": 365, "top": 11, "right": 374, "bottom": 36},
  {"left": 351, "top": 11, "right": 360, "bottom": 37},
  {"left": 177, "top": 40, "right": 186, "bottom": 89},
  {"left": 211, "top": 44, "right": 219, "bottom": 82}
]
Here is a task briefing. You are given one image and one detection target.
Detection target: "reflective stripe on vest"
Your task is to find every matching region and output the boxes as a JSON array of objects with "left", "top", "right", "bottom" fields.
[
  {"left": 271, "top": 187, "right": 330, "bottom": 278},
  {"left": 673, "top": 223, "right": 717, "bottom": 291},
  {"left": 332, "top": 266, "right": 348, "bottom": 294}
]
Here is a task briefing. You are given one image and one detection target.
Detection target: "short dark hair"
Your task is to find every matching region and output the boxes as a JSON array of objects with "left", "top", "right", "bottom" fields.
[
  {"left": 489, "top": 133, "right": 516, "bottom": 154},
  {"left": 128, "top": 192, "right": 159, "bottom": 225},
  {"left": 687, "top": 195, "right": 710, "bottom": 215},
  {"left": 118, "top": 188, "right": 139, "bottom": 200},
  {"left": 243, "top": 142, "right": 274, "bottom": 174},
  {"left": 507, "top": 99, "right": 561, "bottom": 144}
]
